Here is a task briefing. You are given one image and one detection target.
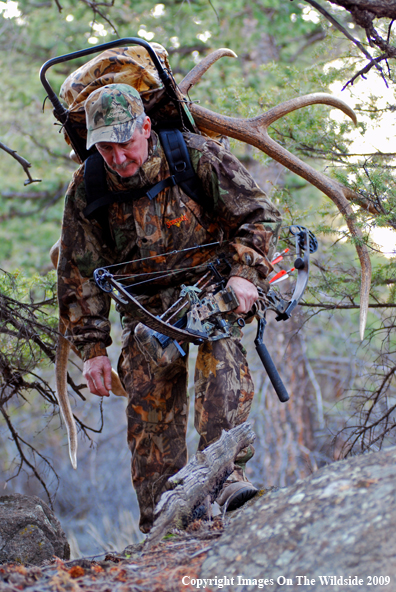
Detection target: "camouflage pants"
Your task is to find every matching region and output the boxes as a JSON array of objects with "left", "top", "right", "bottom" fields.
[{"left": 118, "top": 325, "right": 255, "bottom": 533}]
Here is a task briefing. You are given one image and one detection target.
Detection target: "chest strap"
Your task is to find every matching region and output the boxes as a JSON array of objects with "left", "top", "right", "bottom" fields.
[{"left": 83, "top": 129, "right": 205, "bottom": 220}]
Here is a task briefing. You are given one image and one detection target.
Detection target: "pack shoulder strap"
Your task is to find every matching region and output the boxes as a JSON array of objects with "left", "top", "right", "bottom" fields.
[
  {"left": 83, "top": 152, "right": 154, "bottom": 219},
  {"left": 157, "top": 128, "right": 205, "bottom": 207},
  {"left": 82, "top": 129, "right": 208, "bottom": 221}
]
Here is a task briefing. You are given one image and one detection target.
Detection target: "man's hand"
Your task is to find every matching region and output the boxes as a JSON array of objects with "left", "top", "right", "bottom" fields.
[
  {"left": 226, "top": 276, "right": 259, "bottom": 314},
  {"left": 83, "top": 355, "right": 112, "bottom": 397}
]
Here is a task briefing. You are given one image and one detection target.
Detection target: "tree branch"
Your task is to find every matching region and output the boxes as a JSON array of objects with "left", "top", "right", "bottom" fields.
[
  {"left": 0, "top": 406, "right": 58, "bottom": 506},
  {"left": 300, "top": 0, "right": 389, "bottom": 86},
  {"left": 342, "top": 53, "right": 388, "bottom": 89},
  {"left": 0, "top": 142, "right": 41, "bottom": 185},
  {"left": 300, "top": 301, "right": 396, "bottom": 308},
  {"left": 327, "top": 0, "right": 396, "bottom": 20}
]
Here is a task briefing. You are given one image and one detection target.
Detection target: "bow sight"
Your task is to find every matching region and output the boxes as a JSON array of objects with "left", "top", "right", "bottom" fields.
[{"left": 94, "top": 226, "right": 318, "bottom": 404}]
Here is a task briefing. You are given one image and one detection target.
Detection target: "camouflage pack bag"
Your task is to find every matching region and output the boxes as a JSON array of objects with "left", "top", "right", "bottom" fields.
[{"left": 59, "top": 43, "right": 177, "bottom": 147}]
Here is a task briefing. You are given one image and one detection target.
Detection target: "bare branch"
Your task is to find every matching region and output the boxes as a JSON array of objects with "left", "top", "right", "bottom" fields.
[
  {"left": 0, "top": 141, "right": 41, "bottom": 185},
  {"left": 0, "top": 183, "right": 67, "bottom": 223},
  {"left": 302, "top": 1, "right": 379, "bottom": 60},
  {"left": 1, "top": 190, "right": 56, "bottom": 200},
  {"left": 327, "top": 0, "right": 396, "bottom": 20},
  {"left": 83, "top": 0, "right": 118, "bottom": 35},
  {"left": 12, "top": 125, "right": 75, "bottom": 165},
  {"left": 301, "top": 0, "right": 389, "bottom": 86},
  {"left": 288, "top": 28, "right": 328, "bottom": 62},
  {"left": 342, "top": 53, "right": 388, "bottom": 89},
  {"left": 0, "top": 280, "right": 106, "bottom": 497},
  {"left": 300, "top": 301, "right": 396, "bottom": 309},
  {"left": 0, "top": 406, "right": 57, "bottom": 506}
]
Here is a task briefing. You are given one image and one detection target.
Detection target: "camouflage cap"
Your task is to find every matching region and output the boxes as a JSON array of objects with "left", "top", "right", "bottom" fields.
[{"left": 85, "top": 83, "right": 145, "bottom": 150}]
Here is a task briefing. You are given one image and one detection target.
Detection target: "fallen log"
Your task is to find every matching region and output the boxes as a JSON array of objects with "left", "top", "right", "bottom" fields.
[{"left": 145, "top": 422, "right": 256, "bottom": 547}]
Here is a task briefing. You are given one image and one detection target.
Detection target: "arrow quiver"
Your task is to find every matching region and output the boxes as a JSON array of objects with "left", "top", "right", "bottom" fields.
[{"left": 134, "top": 284, "right": 240, "bottom": 367}]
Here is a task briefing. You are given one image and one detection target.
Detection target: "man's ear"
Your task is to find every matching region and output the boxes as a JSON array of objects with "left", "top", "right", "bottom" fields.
[{"left": 143, "top": 116, "right": 151, "bottom": 139}]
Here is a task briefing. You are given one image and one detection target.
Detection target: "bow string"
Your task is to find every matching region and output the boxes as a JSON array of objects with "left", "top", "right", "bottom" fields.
[{"left": 93, "top": 229, "right": 317, "bottom": 342}]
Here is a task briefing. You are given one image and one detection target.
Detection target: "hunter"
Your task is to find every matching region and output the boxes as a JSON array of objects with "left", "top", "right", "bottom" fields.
[{"left": 57, "top": 83, "right": 282, "bottom": 533}]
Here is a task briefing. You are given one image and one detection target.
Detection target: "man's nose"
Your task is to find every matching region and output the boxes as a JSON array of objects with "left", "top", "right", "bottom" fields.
[{"left": 112, "top": 146, "right": 126, "bottom": 165}]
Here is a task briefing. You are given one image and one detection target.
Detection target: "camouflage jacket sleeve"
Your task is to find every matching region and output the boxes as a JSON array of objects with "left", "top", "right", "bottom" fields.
[
  {"left": 186, "top": 134, "right": 283, "bottom": 286},
  {"left": 57, "top": 166, "right": 114, "bottom": 361}
]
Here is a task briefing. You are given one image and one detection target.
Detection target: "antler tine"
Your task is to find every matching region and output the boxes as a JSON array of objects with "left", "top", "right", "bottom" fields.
[
  {"left": 358, "top": 245, "right": 371, "bottom": 341},
  {"left": 188, "top": 96, "right": 359, "bottom": 203},
  {"left": 51, "top": 239, "right": 127, "bottom": 470},
  {"left": 258, "top": 93, "right": 357, "bottom": 127},
  {"left": 188, "top": 94, "right": 371, "bottom": 339},
  {"left": 179, "top": 48, "right": 237, "bottom": 95},
  {"left": 56, "top": 326, "right": 78, "bottom": 469}
]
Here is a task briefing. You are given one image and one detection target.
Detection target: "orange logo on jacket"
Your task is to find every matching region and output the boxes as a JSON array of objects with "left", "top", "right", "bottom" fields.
[{"left": 166, "top": 214, "right": 188, "bottom": 229}]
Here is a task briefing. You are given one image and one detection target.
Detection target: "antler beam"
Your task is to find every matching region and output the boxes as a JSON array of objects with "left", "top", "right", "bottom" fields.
[
  {"left": 179, "top": 48, "right": 371, "bottom": 339},
  {"left": 185, "top": 86, "right": 371, "bottom": 340}
]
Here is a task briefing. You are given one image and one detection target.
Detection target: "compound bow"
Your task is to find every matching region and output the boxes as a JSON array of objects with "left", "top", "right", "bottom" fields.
[{"left": 94, "top": 226, "right": 318, "bottom": 403}]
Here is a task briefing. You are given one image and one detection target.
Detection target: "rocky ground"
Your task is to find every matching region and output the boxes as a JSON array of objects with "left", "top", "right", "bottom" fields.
[
  {"left": 2, "top": 445, "right": 396, "bottom": 591},
  {"left": 200, "top": 446, "right": 396, "bottom": 592},
  {"left": 0, "top": 517, "right": 225, "bottom": 592}
]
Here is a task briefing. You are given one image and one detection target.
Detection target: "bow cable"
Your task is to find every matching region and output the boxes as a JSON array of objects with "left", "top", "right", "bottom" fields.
[
  {"left": 121, "top": 263, "right": 209, "bottom": 290},
  {"left": 102, "top": 241, "right": 227, "bottom": 272},
  {"left": 112, "top": 263, "right": 210, "bottom": 281}
]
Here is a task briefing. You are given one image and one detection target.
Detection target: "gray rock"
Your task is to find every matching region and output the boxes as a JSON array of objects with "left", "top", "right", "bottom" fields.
[
  {"left": 200, "top": 446, "right": 396, "bottom": 591},
  {"left": 0, "top": 494, "right": 70, "bottom": 565}
]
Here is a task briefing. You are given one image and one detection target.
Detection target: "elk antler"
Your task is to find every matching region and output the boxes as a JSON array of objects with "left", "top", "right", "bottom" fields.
[
  {"left": 179, "top": 48, "right": 238, "bottom": 95},
  {"left": 180, "top": 54, "right": 371, "bottom": 339},
  {"left": 55, "top": 322, "right": 78, "bottom": 469},
  {"left": 51, "top": 239, "right": 127, "bottom": 470}
]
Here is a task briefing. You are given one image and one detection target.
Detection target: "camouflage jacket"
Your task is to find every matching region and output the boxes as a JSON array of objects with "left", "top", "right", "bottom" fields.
[{"left": 58, "top": 131, "right": 282, "bottom": 361}]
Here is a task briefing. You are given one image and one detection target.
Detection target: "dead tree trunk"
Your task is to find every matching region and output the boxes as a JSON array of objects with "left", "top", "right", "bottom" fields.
[{"left": 145, "top": 422, "right": 256, "bottom": 547}]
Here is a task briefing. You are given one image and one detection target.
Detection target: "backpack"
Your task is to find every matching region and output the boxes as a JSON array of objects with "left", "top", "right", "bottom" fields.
[{"left": 57, "top": 43, "right": 207, "bottom": 225}]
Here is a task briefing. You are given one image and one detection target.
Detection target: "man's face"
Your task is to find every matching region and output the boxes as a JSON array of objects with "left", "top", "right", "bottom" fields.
[{"left": 96, "top": 116, "right": 151, "bottom": 178}]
